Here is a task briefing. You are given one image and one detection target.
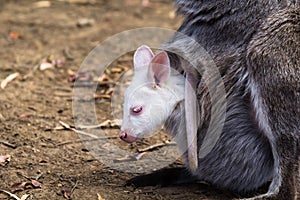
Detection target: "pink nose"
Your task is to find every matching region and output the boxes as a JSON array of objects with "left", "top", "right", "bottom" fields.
[{"left": 119, "top": 131, "right": 137, "bottom": 143}]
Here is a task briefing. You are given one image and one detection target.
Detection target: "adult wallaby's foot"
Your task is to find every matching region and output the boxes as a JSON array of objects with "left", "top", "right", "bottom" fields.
[
  {"left": 126, "top": 167, "right": 197, "bottom": 187},
  {"left": 240, "top": 193, "right": 292, "bottom": 200},
  {"left": 239, "top": 194, "right": 276, "bottom": 200},
  {"left": 240, "top": 167, "right": 299, "bottom": 200}
]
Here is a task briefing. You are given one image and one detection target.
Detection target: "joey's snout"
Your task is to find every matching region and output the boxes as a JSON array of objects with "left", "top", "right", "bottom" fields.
[{"left": 119, "top": 130, "right": 137, "bottom": 143}]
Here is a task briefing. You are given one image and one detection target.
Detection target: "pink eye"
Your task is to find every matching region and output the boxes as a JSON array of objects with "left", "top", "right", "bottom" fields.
[{"left": 130, "top": 106, "right": 143, "bottom": 115}]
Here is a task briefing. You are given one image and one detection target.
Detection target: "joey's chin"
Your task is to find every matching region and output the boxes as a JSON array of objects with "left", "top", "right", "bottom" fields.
[
  {"left": 122, "top": 136, "right": 137, "bottom": 143},
  {"left": 119, "top": 130, "right": 138, "bottom": 143}
]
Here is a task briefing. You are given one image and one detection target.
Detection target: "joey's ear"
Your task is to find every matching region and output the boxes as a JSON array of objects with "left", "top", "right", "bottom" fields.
[
  {"left": 133, "top": 45, "right": 154, "bottom": 70},
  {"left": 185, "top": 73, "right": 198, "bottom": 172},
  {"left": 148, "top": 51, "right": 170, "bottom": 85}
]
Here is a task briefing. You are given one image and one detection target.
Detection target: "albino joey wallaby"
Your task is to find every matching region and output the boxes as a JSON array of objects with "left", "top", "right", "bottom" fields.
[{"left": 119, "top": 45, "right": 185, "bottom": 144}]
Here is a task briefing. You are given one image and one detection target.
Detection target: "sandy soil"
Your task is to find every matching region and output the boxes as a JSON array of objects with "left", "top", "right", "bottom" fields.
[{"left": 0, "top": 0, "right": 237, "bottom": 199}]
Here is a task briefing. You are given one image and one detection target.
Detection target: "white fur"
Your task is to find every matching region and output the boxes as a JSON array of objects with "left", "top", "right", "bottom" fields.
[
  {"left": 121, "top": 64, "right": 185, "bottom": 139},
  {"left": 133, "top": 45, "right": 154, "bottom": 70},
  {"left": 249, "top": 78, "right": 282, "bottom": 195}
]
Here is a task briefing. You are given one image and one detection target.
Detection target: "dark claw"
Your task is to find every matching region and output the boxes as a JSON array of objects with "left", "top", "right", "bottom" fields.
[{"left": 126, "top": 167, "right": 197, "bottom": 187}]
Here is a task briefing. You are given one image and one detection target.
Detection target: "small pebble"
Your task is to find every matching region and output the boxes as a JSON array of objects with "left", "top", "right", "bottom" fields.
[{"left": 77, "top": 18, "right": 95, "bottom": 27}]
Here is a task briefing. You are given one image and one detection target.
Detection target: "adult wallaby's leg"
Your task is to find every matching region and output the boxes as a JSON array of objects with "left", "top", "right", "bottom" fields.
[
  {"left": 126, "top": 167, "right": 197, "bottom": 187},
  {"left": 246, "top": 7, "right": 300, "bottom": 200}
]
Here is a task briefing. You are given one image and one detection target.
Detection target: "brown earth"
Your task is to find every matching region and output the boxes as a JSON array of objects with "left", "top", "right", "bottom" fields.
[{"left": 0, "top": 0, "right": 238, "bottom": 199}]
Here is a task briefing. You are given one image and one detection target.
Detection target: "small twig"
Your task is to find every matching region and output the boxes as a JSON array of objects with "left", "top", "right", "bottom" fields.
[
  {"left": 72, "top": 81, "right": 116, "bottom": 88},
  {"left": 63, "top": 47, "right": 74, "bottom": 61},
  {"left": 57, "top": 136, "right": 118, "bottom": 146},
  {"left": 0, "top": 189, "right": 21, "bottom": 200},
  {"left": 54, "top": 87, "right": 72, "bottom": 92},
  {"left": 35, "top": 173, "right": 43, "bottom": 181},
  {"left": 98, "top": 81, "right": 116, "bottom": 86},
  {"left": 62, "top": 180, "right": 78, "bottom": 199},
  {"left": 1, "top": 72, "right": 20, "bottom": 89},
  {"left": 71, "top": 128, "right": 99, "bottom": 138},
  {"left": 138, "top": 141, "right": 176, "bottom": 153},
  {"left": 56, "top": 139, "right": 83, "bottom": 146},
  {"left": 77, "top": 124, "right": 103, "bottom": 129},
  {"left": 23, "top": 64, "right": 39, "bottom": 80},
  {"left": 16, "top": 172, "right": 32, "bottom": 181},
  {"left": 77, "top": 119, "right": 121, "bottom": 129},
  {"left": 54, "top": 92, "right": 72, "bottom": 97},
  {"left": 58, "top": 121, "right": 101, "bottom": 139},
  {"left": 59, "top": 121, "right": 72, "bottom": 129},
  {"left": 113, "top": 152, "right": 147, "bottom": 163},
  {"left": 94, "top": 94, "right": 111, "bottom": 99},
  {"left": 0, "top": 140, "right": 17, "bottom": 149},
  {"left": 70, "top": 180, "right": 78, "bottom": 194}
]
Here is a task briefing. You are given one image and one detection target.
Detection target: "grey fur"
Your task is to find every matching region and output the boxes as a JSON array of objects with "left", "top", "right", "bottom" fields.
[{"left": 163, "top": 0, "right": 299, "bottom": 198}]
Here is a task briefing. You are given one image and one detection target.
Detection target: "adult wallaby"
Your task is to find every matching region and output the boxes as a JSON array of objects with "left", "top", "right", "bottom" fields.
[{"left": 119, "top": 0, "right": 299, "bottom": 199}]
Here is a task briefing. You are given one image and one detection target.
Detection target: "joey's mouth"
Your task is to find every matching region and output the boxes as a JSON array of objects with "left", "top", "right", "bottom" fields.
[{"left": 119, "top": 130, "right": 138, "bottom": 143}]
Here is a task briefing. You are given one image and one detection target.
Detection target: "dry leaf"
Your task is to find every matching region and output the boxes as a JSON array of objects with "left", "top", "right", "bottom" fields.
[
  {"left": 67, "top": 69, "right": 76, "bottom": 76},
  {"left": 33, "top": 1, "right": 51, "bottom": 8},
  {"left": 9, "top": 32, "right": 24, "bottom": 40},
  {"left": 105, "top": 87, "right": 114, "bottom": 95},
  {"left": 11, "top": 182, "right": 27, "bottom": 192},
  {"left": 0, "top": 113, "right": 5, "bottom": 121},
  {"left": 39, "top": 159, "right": 49, "bottom": 164},
  {"left": 142, "top": 0, "right": 154, "bottom": 8},
  {"left": 97, "top": 193, "right": 105, "bottom": 200},
  {"left": 54, "top": 57, "right": 65, "bottom": 68},
  {"left": 118, "top": 65, "right": 129, "bottom": 71},
  {"left": 1, "top": 72, "right": 19, "bottom": 89},
  {"left": 62, "top": 189, "right": 72, "bottom": 199},
  {"left": 20, "top": 194, "right": 30, "bottom": 200},
  {"left": 31, "top": 180, "right": 42, "bottom": 188},
  {"left": 39, "top": 62, "right": 53, "bottom": 71},
  {"left": 11, "top": 180, "right": 42, "bottom": 192},
  {"left": 0, "top": 154, "right": 11, "bottom": 164},
  {"left": 19, "top": 113, "right": 33, "bottom": 118},
  {"left": 110, "top": 67, "right": 123, "bottom": 73},
  {"left": 68, "top": 72, "right": 92, "bottom": 82},
  {"left": 98, "top": 74, "right": 110, "bottom": 82},
  {"left": 77, "top": 18, "right": 95, "bottom": 27}
]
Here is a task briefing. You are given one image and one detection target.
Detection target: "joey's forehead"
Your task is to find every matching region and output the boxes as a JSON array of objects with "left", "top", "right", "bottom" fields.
[
  {"left": 125, "top": 94, "right": 144, "bottom": 105},
  {"left": 125, "top": 84, "right": 152, "bottom": 97},
  {"left": 124, "top": 90, "right": 153, "bottom": 107}
]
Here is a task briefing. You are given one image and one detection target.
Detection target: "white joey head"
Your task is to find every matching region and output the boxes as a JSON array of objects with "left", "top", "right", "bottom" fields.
[{"left": 119, "top": 45, "right": 184, "bottom": 143}]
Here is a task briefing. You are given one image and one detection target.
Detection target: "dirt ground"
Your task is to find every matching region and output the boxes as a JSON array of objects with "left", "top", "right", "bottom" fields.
[{"left": 0, "top": 0, "right": 238, "bottom": 199}]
